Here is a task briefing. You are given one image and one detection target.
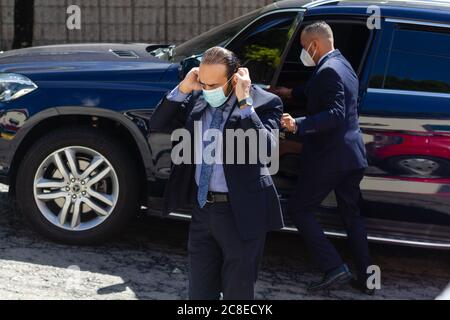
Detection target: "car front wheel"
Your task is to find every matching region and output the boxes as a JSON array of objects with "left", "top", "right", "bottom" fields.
[{"left": 16, "top": 126, "right": 140, "bottom": 244}]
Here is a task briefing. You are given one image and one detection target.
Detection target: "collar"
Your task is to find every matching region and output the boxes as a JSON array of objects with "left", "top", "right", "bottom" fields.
[{"left": 317, "top": 49, "right": 336, "bottom": 65}]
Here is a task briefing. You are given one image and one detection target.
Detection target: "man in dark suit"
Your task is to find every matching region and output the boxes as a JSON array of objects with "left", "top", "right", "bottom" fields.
[
  {"left": 149, "top": 47, "right": 284, "bottom": 300},
  {"left": 281, "top": 21, "right": 373, "bottom": 294}
]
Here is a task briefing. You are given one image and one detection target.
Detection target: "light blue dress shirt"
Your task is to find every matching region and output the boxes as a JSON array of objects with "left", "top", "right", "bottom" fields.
[{"left": 167, "top": 85, "right": 255, "bottom": 192}]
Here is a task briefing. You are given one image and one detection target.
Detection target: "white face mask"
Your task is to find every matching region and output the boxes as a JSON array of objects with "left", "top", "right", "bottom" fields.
[{"left": 300, "top": 42, "right": 317, "bottom": 67}]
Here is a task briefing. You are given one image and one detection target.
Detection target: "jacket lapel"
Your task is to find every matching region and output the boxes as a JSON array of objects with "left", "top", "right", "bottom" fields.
[
  {"left": 224, "top": 102, "right": 240, "bottom": 130},
  {"left": 187, "top": 93, "right": 208, "bottom": 132}
]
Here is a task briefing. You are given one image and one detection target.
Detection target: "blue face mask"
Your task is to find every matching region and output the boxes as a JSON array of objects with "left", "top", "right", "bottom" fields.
[{"left": 202, "top": 77, "right": 233, "bottom": 108}]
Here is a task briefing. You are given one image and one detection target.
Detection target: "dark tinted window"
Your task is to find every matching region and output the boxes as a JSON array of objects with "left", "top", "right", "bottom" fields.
[
  {"left": 373, "top": 26, "right": 450, "bottom": 94},
  {"left": 227, "top": 12, "right": 297, "bottom": 85},
  {"left": 170, "top": 9, "right": 261, "bottom": 62}
]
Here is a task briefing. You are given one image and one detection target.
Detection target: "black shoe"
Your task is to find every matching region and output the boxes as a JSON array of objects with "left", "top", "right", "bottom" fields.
[
  {"left": 307, "top": 264, "right": 353, "bottom": 291},
  {"left": 350, "top": 279, "right": 376, "bottom": 296}
]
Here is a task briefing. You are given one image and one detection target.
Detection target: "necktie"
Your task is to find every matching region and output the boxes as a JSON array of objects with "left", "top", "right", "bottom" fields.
[{"left": 197, "top": 107, "right": 224, "bottom": 208}]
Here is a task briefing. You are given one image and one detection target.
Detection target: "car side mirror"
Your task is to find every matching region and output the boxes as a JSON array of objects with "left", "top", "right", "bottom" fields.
[{"left": 180, "top": 54, "right": 203, "bottom": 79}]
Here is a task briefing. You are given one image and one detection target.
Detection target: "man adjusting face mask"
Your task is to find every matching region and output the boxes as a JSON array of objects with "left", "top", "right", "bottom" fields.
[{"left": 150, "top": 47, "right": 284, "bottom": 300}]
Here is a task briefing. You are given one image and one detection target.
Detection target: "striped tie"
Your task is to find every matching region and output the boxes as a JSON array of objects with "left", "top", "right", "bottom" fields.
[{"left": 197, "top": 107, "right": 224, "bottom": 208}]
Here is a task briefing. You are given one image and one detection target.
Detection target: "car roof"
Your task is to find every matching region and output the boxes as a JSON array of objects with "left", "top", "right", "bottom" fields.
[
  {"left": 263, "top": 0, "right": 450, "bottom": 24},
  {"left": 269, "top": 0, "right": 450, "bottom": 11},
  {"left": 337, "top": 0, "right": 450, "bottom": 11}
]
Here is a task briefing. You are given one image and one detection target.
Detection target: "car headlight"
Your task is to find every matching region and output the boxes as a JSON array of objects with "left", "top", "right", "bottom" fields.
[{"left": 0, "top": 73, "right": 38, "bottom": 102}]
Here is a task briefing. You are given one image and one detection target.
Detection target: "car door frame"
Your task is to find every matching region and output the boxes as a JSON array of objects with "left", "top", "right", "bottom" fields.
[{"left": 271, "top": 12, "right": 377, "bottom": 90}]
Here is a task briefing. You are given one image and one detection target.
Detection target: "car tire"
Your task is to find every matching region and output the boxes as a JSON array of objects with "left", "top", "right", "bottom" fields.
[
  {"left": 15, "top": 126, "right": 140, "bottom": 245},
  {"left": 387, "top": 155, "right": 450, "bottom": 177}
]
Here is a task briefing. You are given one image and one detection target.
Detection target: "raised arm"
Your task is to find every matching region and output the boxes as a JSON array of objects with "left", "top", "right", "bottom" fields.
[{"left": 149, "top": 67, "right": 202, "bottom": 132}]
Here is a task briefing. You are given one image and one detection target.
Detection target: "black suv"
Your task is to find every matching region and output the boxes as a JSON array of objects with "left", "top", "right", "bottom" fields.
[{"left": 0, "top": 0, "right": 449, "bottom": 247}]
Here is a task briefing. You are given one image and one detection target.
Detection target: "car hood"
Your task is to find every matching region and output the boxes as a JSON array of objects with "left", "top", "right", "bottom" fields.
[{"left": 0, "top": 43, "right": 174, "bottom": 82}]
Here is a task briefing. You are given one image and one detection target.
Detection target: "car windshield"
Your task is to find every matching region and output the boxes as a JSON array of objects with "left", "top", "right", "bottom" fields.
[{"left": 156, "top": 9, "right": 262, "bottom": 63}]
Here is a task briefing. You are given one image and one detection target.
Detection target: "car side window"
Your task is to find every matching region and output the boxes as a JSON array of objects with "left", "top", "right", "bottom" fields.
[
  {"left": 370, "top": 26, "right": 450, "bottom": 94},
  {"left": 227, "top": 12, "right": 298, "bottom": 86}
]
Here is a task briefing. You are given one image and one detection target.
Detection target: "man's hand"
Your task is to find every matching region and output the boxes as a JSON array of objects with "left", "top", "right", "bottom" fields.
[
  {"left": 272, "top": 87, "right": 293, "bottom": 100},
  {"left": 234, "top": 67, "right": 252, "bottom": 104},
  {"left": 179, "top": 67, "right": 202, "bottom": 94},
  {"left": 281, "top": 113, "right": 297, "bottom": 133}
]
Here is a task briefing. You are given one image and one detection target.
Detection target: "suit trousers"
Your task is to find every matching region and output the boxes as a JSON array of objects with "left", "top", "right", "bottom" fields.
[
  {"left": 188, "top": 201, "right": 266, "bottom": 300},
  {"left": 287, "top": 168, "right": 371, "bottom": 281}
]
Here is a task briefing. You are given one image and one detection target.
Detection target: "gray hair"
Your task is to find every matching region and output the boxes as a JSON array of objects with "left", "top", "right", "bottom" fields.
[
  {"left": 201, "top": 47, "right": 241, "bottom": 79},
  {"left": 301, "top": 21, "right": 334, "bottom": 42}
]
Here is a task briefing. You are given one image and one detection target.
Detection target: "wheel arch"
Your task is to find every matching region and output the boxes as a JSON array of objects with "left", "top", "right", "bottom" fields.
[{"left": 8, "top": 106, "right": 154, "bottom": 202}]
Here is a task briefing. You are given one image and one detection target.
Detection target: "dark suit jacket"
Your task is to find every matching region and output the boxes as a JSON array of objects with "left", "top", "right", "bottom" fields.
[
  {"left": 295, "top": 49, "right": 368, "bottom": 174},
  {"left": 149, "top": 85, "right": 284, "bottom": 240}
]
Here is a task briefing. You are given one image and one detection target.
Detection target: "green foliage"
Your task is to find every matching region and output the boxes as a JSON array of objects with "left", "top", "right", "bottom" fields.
[{"left": 243, "top": 45, "right": 282, "bottom": 68}]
